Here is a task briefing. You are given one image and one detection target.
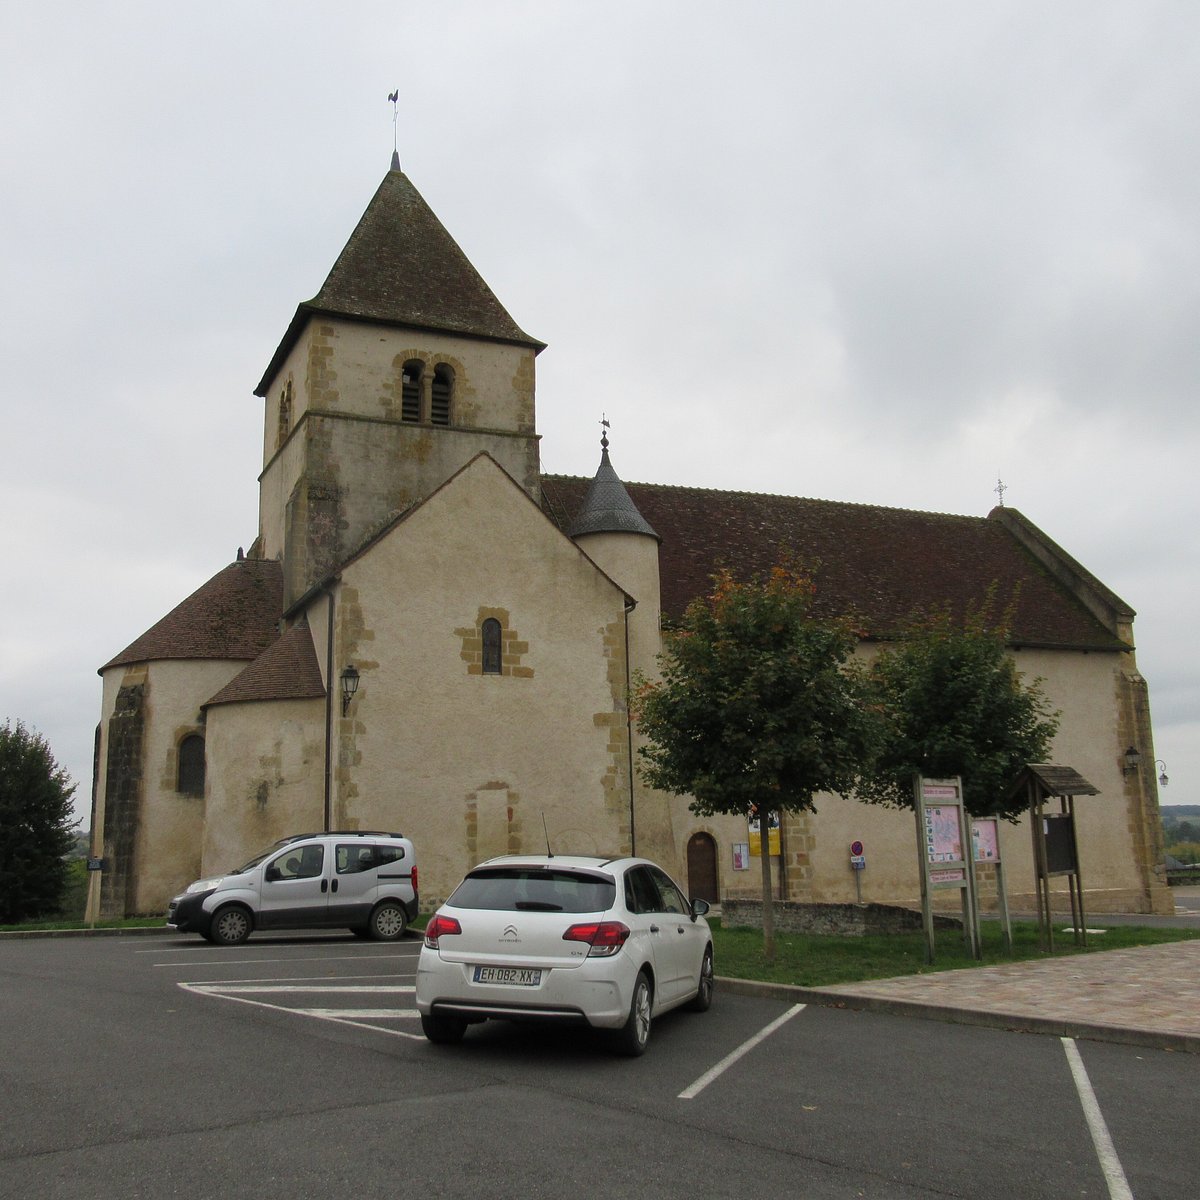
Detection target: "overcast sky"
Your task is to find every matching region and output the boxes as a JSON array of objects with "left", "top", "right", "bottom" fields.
[{"left": 2, "top": 2, "right": 1196, "bottom": 824}]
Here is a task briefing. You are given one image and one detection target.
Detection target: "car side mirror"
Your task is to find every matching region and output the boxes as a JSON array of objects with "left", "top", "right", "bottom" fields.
[
  {"left": 264, "top": 865, "right": 281, "bottom": 883},
  {"left": 690, "top": 898, "right": 711, "bottom": 920}
]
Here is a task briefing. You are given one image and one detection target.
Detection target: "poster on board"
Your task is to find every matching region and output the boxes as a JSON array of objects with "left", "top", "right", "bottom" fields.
[
  {"left": 972, "top": 818, "right": 1000, "bottom": 862},
  {"left": 748, "top": 809, "right": 780, "bottom": 856}
]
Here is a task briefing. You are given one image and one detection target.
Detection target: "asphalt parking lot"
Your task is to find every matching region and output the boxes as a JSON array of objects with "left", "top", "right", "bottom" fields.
[{"left": 0, "top": 933, "right": 1192, "bottom": 1199}]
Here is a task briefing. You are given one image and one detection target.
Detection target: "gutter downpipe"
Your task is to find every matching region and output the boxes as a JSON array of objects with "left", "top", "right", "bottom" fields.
[
  {"left": 323, "top": 585, "right": 336, "bottom": 833},
  {"left": 624, "top": 595, "right": 638, "bottom": 856}
]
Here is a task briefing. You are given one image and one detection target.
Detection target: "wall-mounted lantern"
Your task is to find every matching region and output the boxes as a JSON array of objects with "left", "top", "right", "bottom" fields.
[
  {"left": 1155, "top": 759, "right": 1169, "bottom": 787},
  {"left": 340, "top": 665, "right": 360, "bottom": 716},
  {"left": 1121, "top": 746, "right": 1141, "bottom": 776}
]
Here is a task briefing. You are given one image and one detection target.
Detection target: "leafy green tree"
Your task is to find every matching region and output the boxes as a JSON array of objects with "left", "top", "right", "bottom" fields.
[
  {"left": 859, "top": 599, "right": 1059, "bottom": 820},
  {"left": 1168, "top": 841, "right": 1200, "bottom": 866},
  {"left": 0, "top": 720, "right": 77, "bottom": 923},
  {"left": 1167, "top": 820, "right": 1199, "bottom": 846},
  {"left": 634, "top": 564, "right": 879, "bottom": 957}
]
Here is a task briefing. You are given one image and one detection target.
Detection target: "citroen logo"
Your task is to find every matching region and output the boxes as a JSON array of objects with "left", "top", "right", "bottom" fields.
[{"left": 500, "top": 923, "right": 521, "bottom": 943}]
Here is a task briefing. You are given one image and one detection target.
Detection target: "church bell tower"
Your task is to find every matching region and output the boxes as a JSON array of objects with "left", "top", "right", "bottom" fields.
[{"left": 253, "top": 156, "right": 545, "bottom": 607}]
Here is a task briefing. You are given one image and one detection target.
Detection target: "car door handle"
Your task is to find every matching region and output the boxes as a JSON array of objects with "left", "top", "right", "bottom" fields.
[
  {"left": 321, "top": 879, "right": 328, "bottom": 893},
  {"left": 650, "top": 924, "right": 660, "bottom": 933},
  {"left": 331, "top": 879, "right": 338, "bottom": 893},
  {"left": 677, "top": 926, "right": 686, "bottom": 934}
]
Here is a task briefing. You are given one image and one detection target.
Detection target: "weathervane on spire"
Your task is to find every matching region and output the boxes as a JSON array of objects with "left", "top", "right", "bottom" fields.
[
  {"left": 388, "top": 88, "right": 400, "bottom": 169},
  {"left": 600, "top": 413, "right": 610, "bottom": 452},
  {"left": 995, "top": 475, "right": 1007, "bottom": 507}
]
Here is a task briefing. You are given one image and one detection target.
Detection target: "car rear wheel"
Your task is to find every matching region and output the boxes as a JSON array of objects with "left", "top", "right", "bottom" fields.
[
  {"left": 686, "top": 947, "right": 714, "bottom": 1012},
  {"left": 421, "top": 1012, "right": 468, "bottom": 1045},
  {"left": 612, "top": 971, "right": 652, "bottom": 1057},
  {"left": 210, "top": 905, "right": 252, "bottom": 947},
  {"left": 368, "top": 900, "right": 407, "bottom": 941}
]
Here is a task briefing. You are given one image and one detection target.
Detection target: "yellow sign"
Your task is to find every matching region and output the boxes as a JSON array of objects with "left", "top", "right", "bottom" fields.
[{"left": 748, "top": 811, "right": 780, "bottom": 856}]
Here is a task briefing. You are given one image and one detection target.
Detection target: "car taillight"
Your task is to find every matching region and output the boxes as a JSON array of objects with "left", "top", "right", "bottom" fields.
[
  {"left": 411, "top": 866, "right": 418, "bottom": 893},
  {"left": 424, "top": 913, "right": 462, "bottom": 949},
  {"left": 563, "top": 921, "right": 630, "bottom": 957}
]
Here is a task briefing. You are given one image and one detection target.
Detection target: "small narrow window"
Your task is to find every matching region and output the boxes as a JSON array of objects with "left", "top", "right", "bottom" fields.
[
  {"left": 481, "top": 618, "right": 502, "bottom": 675},
  {"left": 401, "top": 360, "right": 423, "bottom": 423},
  {"left": 276, "top": 380, "right": 292, "bottom": 448},
  {"left": 178, "top": 734, "right": 206, "bottom": 796},
  {"left": 431, "top": 364, "right": 453, "bottom": 426}
]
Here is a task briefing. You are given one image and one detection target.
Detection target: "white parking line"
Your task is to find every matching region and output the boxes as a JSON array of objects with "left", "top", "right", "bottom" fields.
[
  {"left": 155, "top": 953, "right": 414, "bottom": 968},
  {"left": 186, "top": 984, "right": 414, "bottom": 995},
  {"left": 1061, "top": 1038, "right": 1133, "bottom": 1200},
  {"left": 177, "top": 982, "right": 425, "bottom": 1040},
  {"left": 175, "top": 973, "right": 414, "bottom": 985},
  {"left": 293, "top": 1009, "right": 419, "bottom": 1019},
  {"left": 678, "top": 1004, "right": 806, "bottom": 1100}
]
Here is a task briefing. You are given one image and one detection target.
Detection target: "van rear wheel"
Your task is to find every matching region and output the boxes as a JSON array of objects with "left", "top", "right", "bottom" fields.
[{"left": 368, "top": 901, "right": 407, "bottom": 941}]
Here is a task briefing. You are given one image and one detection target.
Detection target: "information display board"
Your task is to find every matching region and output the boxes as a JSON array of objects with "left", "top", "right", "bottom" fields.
[
  {"left": 913, "top": 776, "right": 979, "bottom": 962},
  {"left": 970, "top": 817, "right": 1011, "bottom": 952}
]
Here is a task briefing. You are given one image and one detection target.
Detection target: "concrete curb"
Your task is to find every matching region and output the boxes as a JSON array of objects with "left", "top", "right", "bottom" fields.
[
  {"left": 0, "top": 925, "right": 172, "bottom": 940},
  {"left": 716, "top": 975, "right": 1200, "bottom": 1056}
]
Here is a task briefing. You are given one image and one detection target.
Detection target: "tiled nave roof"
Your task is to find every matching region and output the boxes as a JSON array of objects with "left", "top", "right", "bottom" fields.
[{"left": 541, "top": 477, "right": 1127, "bottom": 650}]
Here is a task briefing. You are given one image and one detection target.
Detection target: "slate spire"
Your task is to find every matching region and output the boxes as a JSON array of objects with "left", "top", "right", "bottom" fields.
[{"left": 568, "top": 428, "right": 659, "bottom": 540}]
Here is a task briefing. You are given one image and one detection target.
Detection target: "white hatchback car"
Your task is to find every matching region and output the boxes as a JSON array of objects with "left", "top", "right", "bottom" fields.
[{"left": 415, "top": 854, "right": 713, "bottom": 1055}]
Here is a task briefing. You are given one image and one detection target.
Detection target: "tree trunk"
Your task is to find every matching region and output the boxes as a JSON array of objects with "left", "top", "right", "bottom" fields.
[{"left": 759, "top": 807, "right": 776, "bottom": 960}]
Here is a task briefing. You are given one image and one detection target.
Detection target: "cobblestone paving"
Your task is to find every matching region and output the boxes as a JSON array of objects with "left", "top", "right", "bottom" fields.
[{"left": 819, "top": 939, "right": 1200, "bottom": 1039}]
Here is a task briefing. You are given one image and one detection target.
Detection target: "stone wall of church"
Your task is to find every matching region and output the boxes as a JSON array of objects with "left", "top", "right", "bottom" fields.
[
  {"left": 201, "top": 696, "right": 326, "bottom": 879},
  {"left": 95, "top": 659, "right": 247, "bottom": 916},
  {"left": 324, "top": 456, "right": 635, "bottom": 906},
  {"left": 663, "top": 645, "right": 1171, "bottom": 916}
]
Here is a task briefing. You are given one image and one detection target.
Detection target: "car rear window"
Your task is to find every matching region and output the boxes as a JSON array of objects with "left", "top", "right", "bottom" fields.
[{"left": 449, "top": 868, "right": 615, "bottom": 913}]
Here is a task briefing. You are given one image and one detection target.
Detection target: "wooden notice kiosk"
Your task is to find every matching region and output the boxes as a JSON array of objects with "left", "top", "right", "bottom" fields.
[{"left": 1009, "top": 764, "right": 1099, "bottom": 952}]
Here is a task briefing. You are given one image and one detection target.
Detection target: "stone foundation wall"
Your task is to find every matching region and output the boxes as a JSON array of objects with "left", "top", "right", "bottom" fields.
[{"left": 721, "top": 898, "right": 960, "bottom": 937}]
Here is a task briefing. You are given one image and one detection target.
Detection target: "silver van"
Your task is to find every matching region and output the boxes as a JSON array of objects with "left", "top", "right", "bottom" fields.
[{"left": 166, "top": 831, "right": 418, "bottom": 946}]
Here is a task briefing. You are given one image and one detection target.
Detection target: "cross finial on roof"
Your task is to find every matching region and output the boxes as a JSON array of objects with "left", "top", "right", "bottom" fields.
[
  {"left": 995, "top": 475, "right": 1007, "bottom": 507},
  {"left": 600, "top": 413, "right": 610, "bottom": 452},
  {"left": 388, "top": 88, "right": 400, "bottom": 170}
]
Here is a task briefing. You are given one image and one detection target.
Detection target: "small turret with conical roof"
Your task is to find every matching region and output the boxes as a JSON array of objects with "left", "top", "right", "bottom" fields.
[
  {"left": 569, "top": 424, "right": 662, "bottom": 675},
  {"left": 568, "top": 429, "right": 659, "bottom": 541}
]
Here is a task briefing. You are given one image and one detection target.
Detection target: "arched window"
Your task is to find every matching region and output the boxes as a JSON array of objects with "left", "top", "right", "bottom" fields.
[
  {"left": 431, "top": 364, "right": 454, "bottom": 426},
  {"left": 401, "top": 360, "right": 423, "bottom": 423},
  {"left": 178, "top": 734, "right": 206, "bottom": 797},
  {"left": 481, "top": 618, "right": 502, "bottom": 675}
]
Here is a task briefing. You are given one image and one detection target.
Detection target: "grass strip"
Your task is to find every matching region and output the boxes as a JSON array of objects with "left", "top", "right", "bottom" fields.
[{"left": 709, "top": 920, "right": 1200, "bottom": 988}]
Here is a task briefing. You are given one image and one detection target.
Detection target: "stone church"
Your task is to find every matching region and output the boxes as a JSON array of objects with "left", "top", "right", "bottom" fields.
[{"left": 91, "top": 156, "right": 1171, "bottom": 920}]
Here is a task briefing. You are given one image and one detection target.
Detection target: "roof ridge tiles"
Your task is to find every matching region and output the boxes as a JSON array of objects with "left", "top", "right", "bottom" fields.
[{"left": 542, "top": 473, "right": 986, "bottom": 522}]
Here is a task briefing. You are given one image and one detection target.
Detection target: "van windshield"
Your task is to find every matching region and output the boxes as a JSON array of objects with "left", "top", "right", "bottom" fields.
[{"left": 231, "top": 848, "right": 275, "bottom": 874}]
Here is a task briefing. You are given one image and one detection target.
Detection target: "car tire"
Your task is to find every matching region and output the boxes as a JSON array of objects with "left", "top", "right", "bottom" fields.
[
  {"left": 612, "top": 970, "right": 652, "bottom": 1057},
  {"left": 421, "top": 1013, "right": 467, "bottom": 1045},
  {"left": 686, "top": 947, "right": 714, "bottom": 1012},
  {"left": 210, "top": 904, "right": 252, "bottom": 947},
  {"left": 368, "top": 900, "right": 408, "bottom": 941}
]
